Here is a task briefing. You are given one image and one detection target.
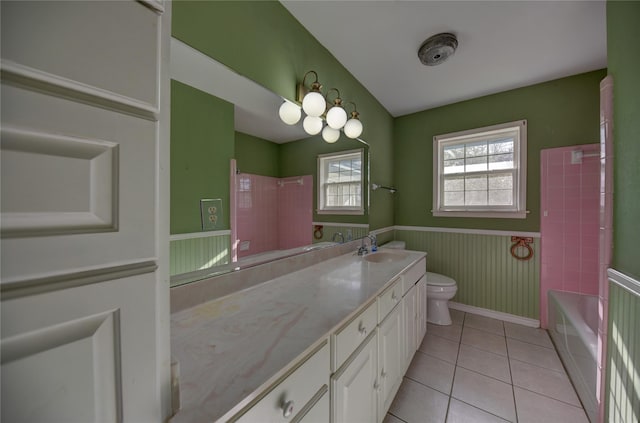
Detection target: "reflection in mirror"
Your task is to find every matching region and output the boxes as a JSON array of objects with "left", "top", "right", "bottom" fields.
[{"left": 170, "top": 38, "right": 369, "bottom": 286}]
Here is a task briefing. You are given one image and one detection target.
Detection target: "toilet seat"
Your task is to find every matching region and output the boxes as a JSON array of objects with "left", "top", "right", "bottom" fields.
[{"left": 426, "top": 271, "right": 456, "bottom": 287}]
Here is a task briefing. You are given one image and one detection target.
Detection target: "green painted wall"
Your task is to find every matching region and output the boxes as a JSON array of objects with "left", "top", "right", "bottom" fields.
[
  {"left": 171, "top": 80, "right": 234, "bottom": 234},
  {"left": 395, "top": 229, "right": 540, "bottom": 319},
  {"left": 279, "top": 138, "right": 369, "bottom": 225},
  {"left": 235, "top": 132, "right": 280, "bottom": 178},
  {"left": 393, "top": 70, "right": 606, "bottom": 232},
  {"left": 607, "top": 1, "right": 640, "bottom": 280},
  {"left": 172, "top": 0, "right": 394, "bottom": 230},
  {"left": 170, "top": 234, "right": 230, "bottom": 279}
]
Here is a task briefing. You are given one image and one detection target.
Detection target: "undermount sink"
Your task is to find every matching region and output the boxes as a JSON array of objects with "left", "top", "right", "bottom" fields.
[{"left": 363, "top": 252, "right": 407, "bottom": 263}]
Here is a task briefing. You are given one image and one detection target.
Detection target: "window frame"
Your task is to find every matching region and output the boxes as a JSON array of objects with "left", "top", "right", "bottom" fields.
[
  {"left": 317, "top": 148, "right": 364, "bottom": 215},
  {"left": 432, "top": 120, "right": 527, "bottom": 219}
]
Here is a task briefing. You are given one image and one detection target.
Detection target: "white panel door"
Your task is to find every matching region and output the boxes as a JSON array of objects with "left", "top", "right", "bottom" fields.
[
  {"left": 1, "top": 1, "right": 171, "bottom": 422},
  {"left": 377, "top": 305, "right": 403, "bottom": 421},
  {"left": 332, "top": 332, "right": 378, "bottom": 423}
]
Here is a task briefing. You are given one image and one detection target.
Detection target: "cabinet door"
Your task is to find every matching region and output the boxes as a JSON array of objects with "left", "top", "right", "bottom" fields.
[
  {"left": 417, "top": 275, "right": 427, "bottom": 343},
  {"left": 377, "top": 305, "right": 403, "bottom": 421},
  {"left": 403, "top": 284, "right": 418, "bottom": 370},
  {"left": 332, "top": 332, "right": 378, "bottom": 423}
]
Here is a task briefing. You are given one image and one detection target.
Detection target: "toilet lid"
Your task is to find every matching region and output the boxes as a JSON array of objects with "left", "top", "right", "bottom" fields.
[{"left": 426, "top": 272, "right": 456, "bottom": 287}]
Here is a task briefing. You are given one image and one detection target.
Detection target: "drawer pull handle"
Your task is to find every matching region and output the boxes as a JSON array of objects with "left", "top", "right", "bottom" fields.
[
  {"left": 391, "top": 291, "right": 398, "bottom": 301},
  {"left": 282, "top": 400, "right": 295, "bottom": 418},
  {"left": 373, "top": 381, "right": 381, "bottom": 392},
  {"left": 381, "top": 369, "right": 387, "bottom": 378},
  {"left": 358, "top": 322, "right": 367, "bottom": 336}
]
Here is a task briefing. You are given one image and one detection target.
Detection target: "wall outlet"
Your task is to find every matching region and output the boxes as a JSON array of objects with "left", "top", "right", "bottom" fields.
[{"left": 200, "top": 198, "right": 223, "bottom": 231}]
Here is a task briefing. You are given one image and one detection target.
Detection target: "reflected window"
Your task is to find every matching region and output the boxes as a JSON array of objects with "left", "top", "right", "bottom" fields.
[
  {"left": 433, "top": 120, "right": 527, "bottom": 219},
  {"left": 317, "top": 149, "right": 364, "bottom": 215}
]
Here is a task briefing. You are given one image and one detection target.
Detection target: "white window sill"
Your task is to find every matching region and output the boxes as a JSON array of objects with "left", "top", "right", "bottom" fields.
[
  {"left": 317, "top": 209, "right": 365, "bottom": 216},
  {"left": 432, "top": 210, "right": 528, "bottom": 219}
]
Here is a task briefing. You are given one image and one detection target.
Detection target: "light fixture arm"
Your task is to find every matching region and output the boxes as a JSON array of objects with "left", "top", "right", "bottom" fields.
[
  {"left": 325, "top": 88, "right": 343, "bottom": 106},
  {"left": 297, "top": 70, "right": 322, "bottom": 103},
  {"left": 345, "top": 101, "right": 360, "bottom": 119}
]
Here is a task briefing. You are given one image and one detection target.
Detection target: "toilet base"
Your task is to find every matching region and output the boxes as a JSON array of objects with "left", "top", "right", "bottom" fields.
[{"left": 427, "top": 299, "right": 452, "bottom": 325}]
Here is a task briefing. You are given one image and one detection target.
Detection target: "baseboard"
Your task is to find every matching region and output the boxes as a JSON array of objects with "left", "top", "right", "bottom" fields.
[{"left": 448, "top": 301, "right": 539, "bottom": 328}]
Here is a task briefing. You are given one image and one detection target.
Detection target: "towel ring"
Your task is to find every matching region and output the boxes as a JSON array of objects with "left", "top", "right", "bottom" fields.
[
  {"left": 313, "top": 225, "right": 324, "bottom": 240},
  {"left": 510, "top": 236, "right": 534, "bottom": 261}
]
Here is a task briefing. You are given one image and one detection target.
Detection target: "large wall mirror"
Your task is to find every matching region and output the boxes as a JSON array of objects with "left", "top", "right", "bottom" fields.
[{"left": 170, "top": 38, "right": 369, "bottom": 286}]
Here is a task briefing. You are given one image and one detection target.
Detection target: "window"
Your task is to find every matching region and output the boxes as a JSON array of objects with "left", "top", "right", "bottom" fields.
[
  {"left": 433, "top": 120, "right": 527, "bottom": 218},
  {"left": 318, "top": 149, "right": 364, "bottom": 215}
]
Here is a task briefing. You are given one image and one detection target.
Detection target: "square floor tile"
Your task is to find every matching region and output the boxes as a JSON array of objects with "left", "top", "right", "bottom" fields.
[
  {"left": 506, "top": 338, "right": 564, "bottom": 372},
  {"left": 383, "top": 413, "right": 405, "bottom": 423},
  {"left": 406, "top": 351, "right": 455, "bottom": 395},
  {"left": 464, "top": 314, "right": 504, "bottom": 336},
  {"left": 452, "top": 367, "right": 516, "bottom": 422},
  {"left": 450, "top": 309, "right": 466, "bottom": 326},
  {"left": 510, "top": 359, "right": 581, "bottom": 406},
  {"left": 389, "top": 378, "right": 449, "bottom": 423},
  {"left": 446, "top": 398, "right": 510, "bottom": 423},
  {"left": 514, "top": 387, "right": 589, "bottom": 423},
  {"left": 428, "top": 322, "right": 463, "bottom": 343},
  {"left": 457, "top": 344, "right": 511, "bottom": 383},
  {"left": 504, "top": 322, "right": 553, "bottom": 348},
  {"left": 418, "top": 332, "right": 460, "bottom": 364},
  {"left": 461, "top": 326, "right": 507, "bottom": 356}
]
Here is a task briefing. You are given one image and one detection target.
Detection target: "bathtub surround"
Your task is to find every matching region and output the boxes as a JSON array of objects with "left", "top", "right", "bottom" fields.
[
  {"left": 234, "top": 173, "right": 312, "bottom": 258},
  {"left": 395, "top": 227, "right": 540, "bottom": 321},
  {"left": 310, "top": 222, "right": 369, "bottom": 244},
  {"left": 540, "top": 144, "right": 601, "bottom": 328}
]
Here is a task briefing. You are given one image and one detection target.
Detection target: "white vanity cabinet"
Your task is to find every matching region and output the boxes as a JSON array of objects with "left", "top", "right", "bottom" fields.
[
  {"left": 417, "top": 275, "right": 427, "bottom": 343},
  {"left": 403, "top": 283, "right": 418, "bottom": 371},
  {"left": 377, "top": 304, "right": 404, "bottom": 421},
  {"left": 233, "top": 341, "right": 330, "bottom": 423},
  {"left": 331, "top": 331, "right": 378, "bottom": 423}
]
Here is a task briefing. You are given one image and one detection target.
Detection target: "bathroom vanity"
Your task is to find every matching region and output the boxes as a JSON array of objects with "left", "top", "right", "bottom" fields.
[{"left": 170, "top": 247, "right": 427, "bottom": 422}]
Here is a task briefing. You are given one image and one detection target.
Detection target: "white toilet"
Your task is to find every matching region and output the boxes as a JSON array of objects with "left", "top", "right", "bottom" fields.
[
  {"left": 425, "top": 272, "right": 458, "bottom": 325},
  {"left": 383, "top": 241, "right": 458, "bottom": 326}
]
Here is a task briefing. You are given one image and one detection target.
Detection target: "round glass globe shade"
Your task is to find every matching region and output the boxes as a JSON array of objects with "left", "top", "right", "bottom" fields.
[
  {"left": 303, "top": 116, "right": 323, "bottom": 135},
  {"left": 278, "top": 101, "right": 301, "bottom": 125},
  {"left": 322, "top": 126, "right": 340, "bottom": 143},
  {"left": 326, "top": 106, "right": 347, "bottom": 129},
  {"left": 343, "top": 118, "right": 363, "bottom": 139},
  {"left": 302, "top": 91, "right": 326, "bottom": 117}
]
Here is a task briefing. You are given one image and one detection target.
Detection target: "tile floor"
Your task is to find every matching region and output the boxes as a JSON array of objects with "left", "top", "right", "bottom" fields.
[{"left": 385, "top": 310, "right": 590, "bottom": 423}]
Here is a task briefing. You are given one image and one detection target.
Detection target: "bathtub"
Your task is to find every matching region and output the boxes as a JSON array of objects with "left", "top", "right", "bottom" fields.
[{"left": 548, "top": 290, "right": 598, "bottom": 422}]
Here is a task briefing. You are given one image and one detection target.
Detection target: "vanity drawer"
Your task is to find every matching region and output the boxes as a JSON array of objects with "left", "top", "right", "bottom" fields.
[
  {"left": 402, "top": 257, "right": 426, "bottom": 295},
  {"left": 378, "top": 277, "right": 402, "bottom": 323},
  {"left": 332, "top": 300, "right": 377, "bottom": 372},
  {"left": 233, "top": 341, "right": 329, "bottom": 423}
]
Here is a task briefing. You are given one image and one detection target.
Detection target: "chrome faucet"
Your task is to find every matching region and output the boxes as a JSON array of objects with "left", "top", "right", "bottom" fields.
[
  {"left": 357, "top": 235, "right": 375, "bottom": 256},
  {"left": 332, "top": 232, "right": 344, "bottom": 243}
]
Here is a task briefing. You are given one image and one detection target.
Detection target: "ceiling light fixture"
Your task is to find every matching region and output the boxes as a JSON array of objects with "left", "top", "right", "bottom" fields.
[
  {"left": 418, "top": 32, "right": 458, "bottom": 66},
  {"left": 278, "top": 70, "right": 364, "bottom": 143}
]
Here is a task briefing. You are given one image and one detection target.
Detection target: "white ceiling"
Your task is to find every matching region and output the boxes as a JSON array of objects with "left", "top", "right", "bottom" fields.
[{"left": 281, "top": 0, "right": 607, "bottom": 117}]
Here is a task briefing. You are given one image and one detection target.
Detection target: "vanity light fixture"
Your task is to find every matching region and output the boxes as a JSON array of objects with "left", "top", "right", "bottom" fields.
[
  {"left": 343, "top": 102, "right": 363, "bottom": 139},
  {"left": 325, "top": 88, "right": 348, "bottom": 130},
  {"left": 300, "top": 70, "right": 326, "bottom": 117},
  {"left": 278, "top": 70, "right": 364, "bottom": 143},
  {"left": 322, "top": 125, "right": 340, "bottom": 143}
]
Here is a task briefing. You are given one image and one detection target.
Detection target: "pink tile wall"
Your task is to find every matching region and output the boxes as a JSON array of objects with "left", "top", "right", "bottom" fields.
[
  {"left": 597, "top": 75, "right": 614, "bottom": 423},
  {"left": 236, "top": 173, "right": 279, "bottom": 258},
  {"left": 234, "top": 173, "right": 313, "bottom": 259},
  {"left": 540, "top": 143, "right": 601, "bottom": 328},
  {"left": 277, "top": 176, "right": 313, "bottom": 250}
]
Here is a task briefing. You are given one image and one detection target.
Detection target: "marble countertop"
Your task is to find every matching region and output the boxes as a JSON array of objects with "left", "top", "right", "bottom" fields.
[{"left": 170, "top": 248, "right": 426, "bottom": 422}]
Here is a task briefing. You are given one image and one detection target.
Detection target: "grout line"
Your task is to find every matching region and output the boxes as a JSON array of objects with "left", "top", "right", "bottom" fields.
[
  {"left": 505, "top": 330, "right": 519, "bottom": 423},
  {"left": 508, "top": 356, "right": 569, "bottom": 375},
  {"left": 387, "top": 410, "right": 409, "bottom": 423},
  {"left": 513, "top": 384, "right": 586, "bottom": 410},
  {"left": 443, "top": 314, "right": 465, "bottom": 422},
  {"left": 403, "top": 374, "right": 452, "bottom": 398},
  {"left": 450, "top": 397, "right": 513, "bottom": 423}
]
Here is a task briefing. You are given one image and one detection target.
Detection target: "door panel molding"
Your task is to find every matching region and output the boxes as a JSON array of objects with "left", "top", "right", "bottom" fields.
[
  {"left": 1, "top": 61, "right": 158, "bottom": 121},
  {"left": 1, "top": 125, "right": 119, "bottom": 237},
  {"left": 1, "top": 259, "right": 157, "bottom": 300}
]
